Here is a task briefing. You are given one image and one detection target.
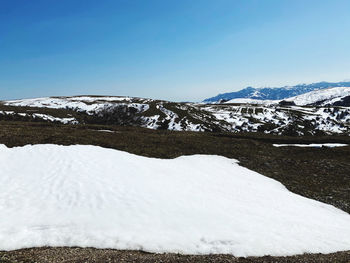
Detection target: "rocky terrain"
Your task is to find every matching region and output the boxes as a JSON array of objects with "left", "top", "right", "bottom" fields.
[{"left": 2, "top": 87, "right": 350, "bottom": 136}]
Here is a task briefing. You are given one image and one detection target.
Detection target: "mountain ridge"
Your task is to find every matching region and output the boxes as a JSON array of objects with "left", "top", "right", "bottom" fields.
[
  {"left": 204, "top": 81, "right": 350, "bottom": 103},
  {"left": 2, "top": 93, "right": 350, "bottom": 136}
]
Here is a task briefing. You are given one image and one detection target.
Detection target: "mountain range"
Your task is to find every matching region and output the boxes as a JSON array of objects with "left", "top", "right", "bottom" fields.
[
  {"left": 203, "top": 81, "right": 350, "bottom": 103},
  {"left": 2, "top": 86, "right": 350, "bottom": 136}
]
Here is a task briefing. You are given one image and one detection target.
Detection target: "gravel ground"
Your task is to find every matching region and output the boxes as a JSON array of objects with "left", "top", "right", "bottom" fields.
[{"left": 1, "top": 247, "right": 350, "bottom": 263}]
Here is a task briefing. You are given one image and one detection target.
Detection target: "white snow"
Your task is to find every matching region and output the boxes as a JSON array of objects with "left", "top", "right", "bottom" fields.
[
  {"left": 96, "top": 129, "right": 116, "bottom": 133},
  {"left": 0, "top": 111, "right": 77, "bottom": 124},
  {"left": 4, "top": 97, "right": 104, "bottom": 113},
  {"left": 5, "top": 96, "right": 131, "bottom": 106},
  {"left": 225, "top": 98, "right": 279, "bottom": 105},
  {"left": 67, "top": 96, "right": 131, "bottom": 102},
  {"left": 203, "top": 105, "right": 290, "bottom": 133},
  {"left": 3, "top": 97, "right": 150, "bottom": 119},
  {"left": 1, "top": 144, "right": 350, "bottom": 256},
  {"left": 158, "top": 105, "right": 182, "bottom": 131},
  {"left": 273, "top": 143, "right": 348, "bottom": 148},
  {"left": 32, "top": 113, "right": 78, "bottom": 124},
  {"left": 144, "top": 115, "right": 160, "bottom": 129},
  {"left": 285, "top": 87, "right": 350, "bottom": 106},
  {"left": 3, "top": 95, "right": 350, "bottom": 134}
]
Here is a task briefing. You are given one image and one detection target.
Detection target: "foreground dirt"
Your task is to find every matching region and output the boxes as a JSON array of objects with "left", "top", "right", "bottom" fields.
[
  {"left": 0, "top": 121, "right": 349, "bottom": 262},
  {"left": 1, "top": 247, "right": 350, "bottom": 263}
]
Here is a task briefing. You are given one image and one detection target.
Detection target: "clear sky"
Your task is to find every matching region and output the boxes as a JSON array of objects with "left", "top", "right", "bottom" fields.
[{"left": 1, "top": 0, "right": 350, "bottom": 101}]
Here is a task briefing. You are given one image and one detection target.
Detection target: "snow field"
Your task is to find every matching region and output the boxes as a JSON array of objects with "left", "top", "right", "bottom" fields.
[
  {"left": 285, "top": 87, "right": 350, "bottom": 106},
  {"left": 1, "top": 144, "right": 350, "bottom": 256},
  {"left": 273, "top": 143, "right": 348, "bottom": 148}
]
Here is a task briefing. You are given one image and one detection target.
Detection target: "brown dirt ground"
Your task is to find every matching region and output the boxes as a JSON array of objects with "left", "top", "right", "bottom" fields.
[{"left": 1, "top": 247, "right": 350, "bottom": 263}]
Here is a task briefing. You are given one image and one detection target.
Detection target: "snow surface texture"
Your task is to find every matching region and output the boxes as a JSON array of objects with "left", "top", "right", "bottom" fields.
[
  {"left": 4, "top": 96, "right": 135, "bottom": 114},
  {"left": 273, "top": 143, "right": 348, "bottom": 148},
  {"left": 285, "top": 87, "right": 350, "bottom": 106},
  {"left": 203, "top": 81, "right": 350, "bottom": 103},
  {"left": 1, "top": 145, "right": 350, "bottom": 257},
  {"left": 216, "top": 86, "right": 350, "bottom": 110},
  {"left": 0, "top": 111, "right": 77, "bottom": 124},
  {"left": 224, "top": 98, "right": 279, "bottom": 105}
]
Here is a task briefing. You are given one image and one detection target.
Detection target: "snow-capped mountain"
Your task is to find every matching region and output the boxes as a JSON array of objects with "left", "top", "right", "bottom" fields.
[
  {"left": 282, "top": 87, "right": 350, "bottom": 106},
  {"left": 2, "top": 95, "right": 350, "bottom": 136},
  {"left": 203, "top": 81, "right": 350, "bottom": 103}
]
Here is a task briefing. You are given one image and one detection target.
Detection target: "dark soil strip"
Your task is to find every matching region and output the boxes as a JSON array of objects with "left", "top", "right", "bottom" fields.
[{"left": 1, "top": 247, "right": 350, "bottom": 263}]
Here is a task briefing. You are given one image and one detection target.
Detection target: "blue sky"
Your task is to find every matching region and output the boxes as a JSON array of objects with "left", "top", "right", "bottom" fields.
[{"left": 1, "top": 0, "right": 350, "bottom": 101}]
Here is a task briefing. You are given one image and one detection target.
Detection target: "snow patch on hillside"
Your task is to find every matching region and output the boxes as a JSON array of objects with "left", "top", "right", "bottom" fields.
[
  {"left": 225, "top": 98, "right": 279, "bottom": 105},
  {"left": 4, "top": 97, "right": 133, "bottom": 114},
  {"left": 3, "top": 95, "right": 350, "bottom": 135},
  {"left": 0, "top": 111, "right": 77, "bottom": 124},
  {"left": 1, "top": 144, "right": 350, "bottom": 256},
  {"left": 285, "top": 87, "right": 350, "bottom": 106},
  {"left": 273, "top": 143, "right": 348, "bottom": 148}
]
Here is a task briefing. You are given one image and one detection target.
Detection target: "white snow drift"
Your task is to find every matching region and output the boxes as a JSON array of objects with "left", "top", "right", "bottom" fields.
[
  {"left": 273, "top": 143, "right": 348, "bottom": 148},
  {"left": 1, "top": 144, "right": 350, "bottom": 257}
]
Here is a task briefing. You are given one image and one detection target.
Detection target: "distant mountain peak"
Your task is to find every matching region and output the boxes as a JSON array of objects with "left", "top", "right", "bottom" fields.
[{"left": 203, "top": 81, "right": 350, "bottom": 103}]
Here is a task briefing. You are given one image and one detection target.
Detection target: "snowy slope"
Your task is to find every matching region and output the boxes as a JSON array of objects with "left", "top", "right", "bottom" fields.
[
  {"left": 2, "top": 95, "right": 350, "bottom": 135},
  {"left": 203, "top": 81, "right": 350, "bottom": 103},
  {"left": 224, "top": 98, "right": 279, "bottom": 105},
  {"left": 1, "top": 144, "right": 350, "bottom": 256},
  {"left": 284, "top": 87, "right": 350, "bottom": 106},
  {"left": 0, "top": 110, "right": 78, "bottom": 124},
  {"left": 4, "top": 96, "right": 137, "bottom": 114}
]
